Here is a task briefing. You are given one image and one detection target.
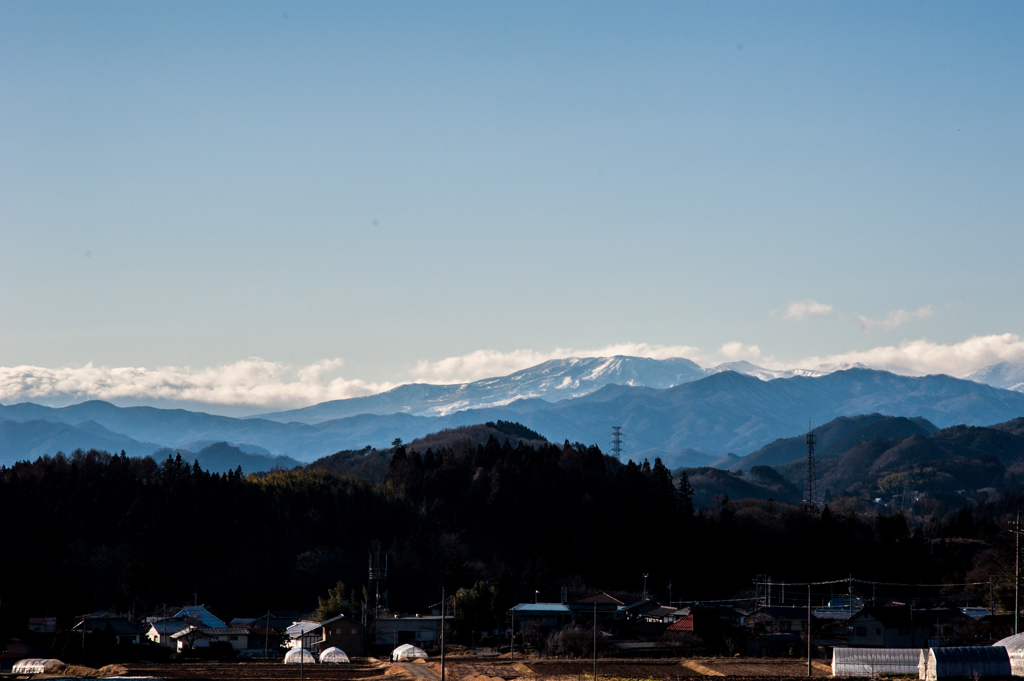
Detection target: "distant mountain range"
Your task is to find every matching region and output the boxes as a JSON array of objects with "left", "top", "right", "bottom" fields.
[
  {"left": 967, "top": 361, "right": 1024, "bottom": 392},
  {"left": 2, "top": 361, "right": 1023, "bottom": 468},
  {"left": 257, "top": 356, "right": 709, "bottom": 422}
]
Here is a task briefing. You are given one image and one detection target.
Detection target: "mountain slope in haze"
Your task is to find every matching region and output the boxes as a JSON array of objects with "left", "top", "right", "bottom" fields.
[
  {"left": 732, "top": 414, "right": 939, "bottom": 470},
  {"left": 0, "top": 419, "right": 162, "bottom": 465},
  {"left": 684, "top": 466, "right": 803, "bottom": 508},
  {"left": 968, "top": 361, "right": 1024, "bottom": 392},
  {"left": 3, "top": 369, "right": 1024, "bottom": 464},
  {"left": 508, "top": 368, "right": 1024, "bottom": 461},
  {"left": 809, "top": 418, "right": 1024, "bottom": 497},
  {"left": 257, "top": 356, "right": 708, "bottom": 423},
  {"left": 151, "top": 442, "right": 302, "bottom": 474}
]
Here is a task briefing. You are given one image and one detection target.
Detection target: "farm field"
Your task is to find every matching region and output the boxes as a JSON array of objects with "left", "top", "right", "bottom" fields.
[{"left": 92, "top": 658, "right": 835, "bottom": 681}]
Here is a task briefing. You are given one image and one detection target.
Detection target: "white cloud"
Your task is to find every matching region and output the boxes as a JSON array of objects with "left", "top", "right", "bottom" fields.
[
  {"left": 787, "top": 333, "right": 1024, "bottom": 377},
  {"left": 0, "top": 358, "right": 394, "bottom": 410},
  {"left": 5, "top": 333, "right": 1023, "bottom": 411},
  {"left": 785, "top": 300, "right": 834, "bottom": 320},
  {"left": 409, "top": 343, "right": 702, "bottom": 383},
  {"left": 717, "top": 342, "right": 762, "bottom": 360},
  {"left": 857, "top": 305, "right": 934, "bottom": 331}
]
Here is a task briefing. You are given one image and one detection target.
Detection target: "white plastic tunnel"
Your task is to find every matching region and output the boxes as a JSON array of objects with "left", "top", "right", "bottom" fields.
[
  {"left": 995, "top": 633, "right": 1024, "bottom": 676},
  {"left": 319, "top": 647, "right": 350, "bottom": 663},
  {"left": 920, "top": 646, "right": 1011, "bottom": 680},
  {"left": 392, "top": 644, "right": 428, "bottom": 662},
  {"left": 284, "top": 648, "right": 316, "bottom": 664},
  {"left": 832, "top": 648, "right": 921, "bottom": 677}
]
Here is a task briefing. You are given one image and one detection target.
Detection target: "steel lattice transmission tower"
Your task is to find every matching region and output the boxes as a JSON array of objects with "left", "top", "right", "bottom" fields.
[
  {"left": 610, "top": 426, "right": 623, "bottom": 458},
  {"left": 804, "top": 420, "right": 817, "bottom": 510}
]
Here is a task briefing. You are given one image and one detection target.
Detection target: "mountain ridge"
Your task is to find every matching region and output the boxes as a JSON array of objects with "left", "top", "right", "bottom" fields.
[{"left": 2, "top": 368, "right": 1023, "bottom": 466}]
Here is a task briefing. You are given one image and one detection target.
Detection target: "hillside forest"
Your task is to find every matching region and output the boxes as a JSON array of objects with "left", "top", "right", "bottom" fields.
[{"left": 2, "top": 417, "right": 1024, "bottom": 643}]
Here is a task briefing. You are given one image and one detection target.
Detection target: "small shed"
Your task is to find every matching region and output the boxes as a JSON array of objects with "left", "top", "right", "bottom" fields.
[
  {"left": 832, "top": 647, "right": 920, "bottom": 677},
  {"left": 284, "top": 648, "right": 316, "bottom": 664},
  {"left": 920, "top": 646, "right": 1011, "bottom": 680},
  {"left": 12, "top": 659, "right": 63, "bottom": 674},
  {"left": 994, "top": 633, "right": 1024, "bottom": 676},
  {"left": 319, "top": 646, "right": 350, "bottom": 663},
  {"left": 392, "top": 644, "right": 428, "bottom": 661}
]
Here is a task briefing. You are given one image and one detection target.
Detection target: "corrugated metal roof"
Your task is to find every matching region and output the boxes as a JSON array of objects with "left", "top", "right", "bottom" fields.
[
  {"left": 174, "top": 605, "right": 227, "bottom": 629},
  {"left": 511, "top": 603, "right": 571, "bottom": 613},
  {"left": 575, "top": 592, "right": 626, "bottom": 606},
  {"left": 149, "top": 619, "right": 189, "bottom": 635},
  {"left": 285, "top": 620, "right": 322, "bottom": 636},
  {"left": 171, "top": 626, "right": 251, "bottom": 639}
]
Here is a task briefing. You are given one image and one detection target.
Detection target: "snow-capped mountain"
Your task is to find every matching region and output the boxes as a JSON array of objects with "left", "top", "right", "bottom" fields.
[
  {"left": 968, "top": 361, "right": 1024, "bottom": 392},
  {"left": 258, "top": 355, "right": 707, "bottom": 424},
  {"left": 704, "top": 360, "right": 870, "bottom": 381}
]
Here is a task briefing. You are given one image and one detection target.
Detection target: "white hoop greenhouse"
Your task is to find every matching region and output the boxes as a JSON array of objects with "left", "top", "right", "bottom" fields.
[
  {"left": 994, "top": 633, "right": 1024, "bottom": 675},
  {"left": 832, "top": 647, "right": 921, "bottom": 677},
  {"left": 319, "top": 647, "right": 350, "bottom": 663},
  {"left": 392, "top": 644, "right": 428, "bottom": 662},
  {"left": 284, "top": 648, "right": 316, "bottom": 664},
  {"left": 12, "top": 659, "right": 63, "bottom": 674},
  {"left": 920, "top": 646, "right": 1011, "bottom": 680}
]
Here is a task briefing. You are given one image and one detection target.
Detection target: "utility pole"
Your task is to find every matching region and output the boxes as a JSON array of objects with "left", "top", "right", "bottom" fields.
[
  {"left": 441, "top": 587, "right": 446, "bottom": 681},
  {"left": 643, "top": 574, "right": 649, "bottom": 600},
  {"left": 848, "top": 575, "right": 853, "bottom": 622},
  {"left": 1012, "top": 514, "right": 1024, "bottom": 634},
  {"left": 264, "top": 610, "right": 270, "bottom": 657},
  {"left": 807, "top": 584, "right": 812, "bottom": 678},
  {"left": 510, "top": 608, "right": 514, "bottom": 661},
  {"left": 592, "top": 603, "right": 598, "bottom": 681}
]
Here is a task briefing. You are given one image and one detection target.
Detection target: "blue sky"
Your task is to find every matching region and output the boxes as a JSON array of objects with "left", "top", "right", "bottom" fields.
[{"left": 1, "top": 1, "right": 1022, "bottom": 410}]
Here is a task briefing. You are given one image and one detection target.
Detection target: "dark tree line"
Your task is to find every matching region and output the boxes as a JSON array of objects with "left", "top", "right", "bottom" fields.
[{"left": 1, "top": 438, "right": 1021, "bottom": 629}]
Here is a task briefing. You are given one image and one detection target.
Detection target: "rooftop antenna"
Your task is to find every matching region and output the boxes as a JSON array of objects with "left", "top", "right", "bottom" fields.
[
  {"left": 803, "top": 419, "right": 817, "bottom": 510},
  {"left": 610, "top": 426, "right": 623, "bottom": 458}
]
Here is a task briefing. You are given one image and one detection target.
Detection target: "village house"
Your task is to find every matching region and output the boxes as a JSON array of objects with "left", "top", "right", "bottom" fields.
[
  {"left": 375, "top": 614, "right": 453, "bottom": 647},
  {"left": 73, "top": 613, "right": 145, "bottom": 645},
  {"left": 664, "top": 606, "right": 744, "bottom": 651},
  {"left": 171, "top": 626, "right": 252, "bottom": 652},
  {"left": 747, "top": 606, "right": 810, "bottom": 634},
  {"left": 146, "top": 618, "right": 189, "bottom": 647},
  {"left": 568, "top": 592, "right": 631, "bottom": 625},
  {"left": 284, "top": 620, "right": 322, "bottom": 649},
  {"left": 308, "top": 614, "right": 364, "bottom": 656},
  {"left": 509, "top": 603, "right": 572, "bottom": 631}
]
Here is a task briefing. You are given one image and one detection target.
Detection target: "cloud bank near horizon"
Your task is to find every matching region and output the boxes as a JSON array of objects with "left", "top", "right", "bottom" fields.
[
  {"left": 0, "top": 358, "right": 395, "bottom": 411},
  {"left": 2, "top": 335, "right": 1023, "bottom": 411}
]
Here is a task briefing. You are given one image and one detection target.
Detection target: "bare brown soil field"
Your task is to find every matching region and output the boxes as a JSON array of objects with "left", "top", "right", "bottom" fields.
[
  {"left": 521, "top": 660, "right": 699, "bottom": 681},
  {"left": 115, "top": 660, "right": 387, "bottom": 680},
  {"left": 696, "top": 659, "right": 831, "bottom": 678},
  {"left": 73, "top": 658, "right": 832, "bottom": 681}
]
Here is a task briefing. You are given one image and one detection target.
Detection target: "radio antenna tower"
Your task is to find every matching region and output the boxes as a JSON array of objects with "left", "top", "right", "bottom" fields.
[
  {"left": 610, "top": 426, "right": 623, "bottom": 458},
  {"left": 803, "top": 419, "right": 817, "bottom": 510},
  {"left": 369, "top": 543, "right": 388, "bottom": 618}
]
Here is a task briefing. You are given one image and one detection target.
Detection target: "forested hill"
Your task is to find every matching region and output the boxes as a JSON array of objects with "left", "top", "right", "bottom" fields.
[{"left": 5, "top": 435, "right": 1023, "bottom": 627}]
